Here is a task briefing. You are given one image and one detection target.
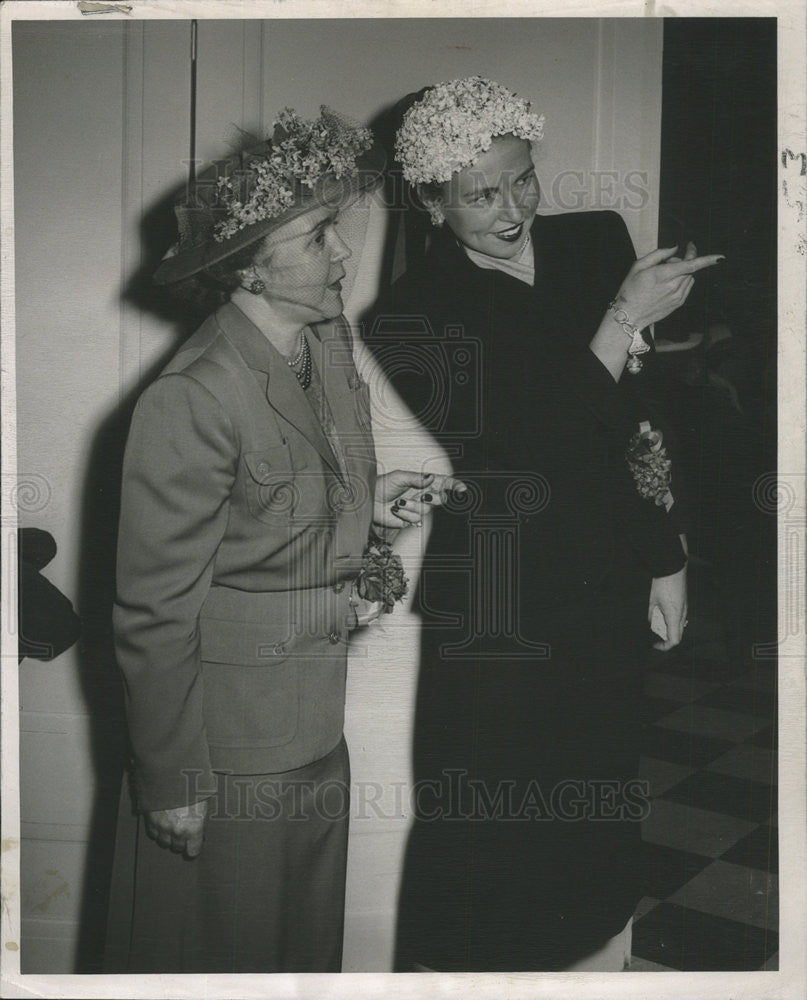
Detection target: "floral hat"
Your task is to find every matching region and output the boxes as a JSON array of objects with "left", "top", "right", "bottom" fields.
[
  {"left": 394, "top": 76, "right": 545, "bottom": 187},
  {"left": 154, "top": 107, "right": 384, "bottom": 285}
]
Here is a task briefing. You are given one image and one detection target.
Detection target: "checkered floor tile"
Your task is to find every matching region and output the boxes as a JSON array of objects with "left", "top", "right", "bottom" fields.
[{"left": 629, "top": 616, "right": 778, "bottom": 972}]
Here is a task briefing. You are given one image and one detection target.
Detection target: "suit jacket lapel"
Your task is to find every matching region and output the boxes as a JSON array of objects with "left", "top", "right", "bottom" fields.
[
  {"left": 311, "top": 320, "right": 353, "bottom": 433},
  {"left": 310, "top": 318, "right": 366, "bottom": 482},
  {"left": 214, "top": 303, "right": 342, "bottom": 477}
]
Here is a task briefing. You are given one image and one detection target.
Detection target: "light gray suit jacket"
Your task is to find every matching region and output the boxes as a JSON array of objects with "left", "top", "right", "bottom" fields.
[{"left": 113, "top": 302, "right": 376, "bottom": 811}]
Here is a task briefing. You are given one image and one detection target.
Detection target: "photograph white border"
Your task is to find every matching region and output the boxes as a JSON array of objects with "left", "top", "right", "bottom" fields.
[{"left": 1, "top": 1, "right": 804, "bottom": 998}]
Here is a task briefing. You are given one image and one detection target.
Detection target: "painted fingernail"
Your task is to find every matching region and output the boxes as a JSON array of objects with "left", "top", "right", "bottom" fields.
[
  {"left": 398, "top": 499, "right": 407, "bottom": 507},
  {"left": 421, "top": 493, "right": 433, "bottom": 503}
]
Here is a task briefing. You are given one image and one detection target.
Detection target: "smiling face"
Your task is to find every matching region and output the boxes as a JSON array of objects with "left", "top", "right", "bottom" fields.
[
  {"left": 247, "top": 204, "right": 352, "bottom": 326},
  {"left": 423, "top": 133, "right": 541, "bottom": 259}
]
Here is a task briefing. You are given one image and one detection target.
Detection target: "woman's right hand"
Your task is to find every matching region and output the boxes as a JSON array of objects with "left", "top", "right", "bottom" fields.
[
  {"left": 615, "top": 242, "right": 724, "bottom": 330},
  {"left": 144, "top": 799, "right": 208, "bottom": 858},
  {"left": 373, "top": 470, "right": 468, "bottom": 530}
]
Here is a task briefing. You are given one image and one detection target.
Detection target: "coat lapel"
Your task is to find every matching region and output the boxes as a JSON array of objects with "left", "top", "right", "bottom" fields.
[{"left": 214, "top": 303, "right": 342, "bottom": 477}]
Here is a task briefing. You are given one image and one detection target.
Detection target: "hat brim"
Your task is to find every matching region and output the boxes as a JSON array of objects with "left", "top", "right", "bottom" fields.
[{"left": 153, "top": 144, "right": 385, "bottom": 286}]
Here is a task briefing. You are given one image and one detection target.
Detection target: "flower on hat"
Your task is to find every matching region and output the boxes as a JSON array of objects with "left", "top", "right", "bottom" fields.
[
  {"left": 394, "top": 76, "right": 545, "bottom": 186},
  {"left": 213, "top": 107, "right": 373, "bottom": 242}
]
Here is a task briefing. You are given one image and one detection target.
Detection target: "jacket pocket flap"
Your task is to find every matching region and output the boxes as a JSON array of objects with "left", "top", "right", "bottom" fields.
[
  {"left": 199, "top": 616, "right": 294, "bottom": 667},
  {"left": 243, "top": 443, "right": 299, "bottom": 484}
]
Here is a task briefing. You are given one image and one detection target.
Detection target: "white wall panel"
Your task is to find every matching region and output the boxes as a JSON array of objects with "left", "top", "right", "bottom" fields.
[
  {"left": 13, "top": 22, "right": 127, "bottom": 973},
  {"left": 13, "top": 22, "right": 126, "bottom": 583}
]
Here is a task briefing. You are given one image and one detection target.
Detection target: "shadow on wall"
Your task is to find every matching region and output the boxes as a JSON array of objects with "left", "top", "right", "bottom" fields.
[
  {"left": 71, "top": 187, "right": 201, "bottom": 973},
  {"left": 365, "top": 92, "right": 436, "bottom": 290}
]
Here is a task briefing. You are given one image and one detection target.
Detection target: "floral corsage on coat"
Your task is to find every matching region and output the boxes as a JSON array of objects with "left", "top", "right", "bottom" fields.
[{"left": 625, "top": 420, "right": 674, "bottom": 512}]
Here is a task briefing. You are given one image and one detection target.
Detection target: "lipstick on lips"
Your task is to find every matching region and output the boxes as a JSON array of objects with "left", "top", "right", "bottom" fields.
[{"left": 494, "top": 221, "right": 525, "bottom": 243}]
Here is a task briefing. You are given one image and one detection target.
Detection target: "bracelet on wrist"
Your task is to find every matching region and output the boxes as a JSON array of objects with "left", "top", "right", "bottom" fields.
[{"left": 608, "top": 299, "right": 651, "bottom": 374}]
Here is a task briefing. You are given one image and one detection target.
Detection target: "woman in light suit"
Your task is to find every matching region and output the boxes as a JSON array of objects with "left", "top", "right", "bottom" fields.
[{"left": 104, "top": 108, "right": 462, "bottom": 974}]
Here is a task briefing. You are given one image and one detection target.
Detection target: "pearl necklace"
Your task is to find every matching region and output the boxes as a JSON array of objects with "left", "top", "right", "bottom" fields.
[{"left": 287, "top": 333, "right": 312, "bottom": 390}]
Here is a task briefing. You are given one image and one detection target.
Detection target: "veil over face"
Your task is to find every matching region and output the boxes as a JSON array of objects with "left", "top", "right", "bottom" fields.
[{"left": 244, "top": 205, "right": 353, "bottom": 327}]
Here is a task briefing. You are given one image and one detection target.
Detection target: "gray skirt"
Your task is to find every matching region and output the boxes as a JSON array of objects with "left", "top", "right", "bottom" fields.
[{"left": 103, "top": 737, "right": 350, "bottom": 973}]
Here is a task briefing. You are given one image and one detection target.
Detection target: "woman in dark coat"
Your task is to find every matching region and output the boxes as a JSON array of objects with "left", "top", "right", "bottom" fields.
[{"left": 364, "top": 77, "right": 722, "bottom": 972}]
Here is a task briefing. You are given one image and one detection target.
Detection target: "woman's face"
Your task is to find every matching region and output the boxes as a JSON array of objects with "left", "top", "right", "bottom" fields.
[
  {"left": 428, "top": 134, "right": 540, "bottom": 259},
  {"left": 250, "top": 205, "right": 351, "bottom": 325}
]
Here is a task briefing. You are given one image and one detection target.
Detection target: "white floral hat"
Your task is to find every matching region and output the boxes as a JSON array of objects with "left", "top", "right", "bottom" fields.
[
  {"left": 154, "top": 107, "right": 384, "bottom": 285},
  {"left": 394, "top": 76, "right": 545, "bottom": 187}
]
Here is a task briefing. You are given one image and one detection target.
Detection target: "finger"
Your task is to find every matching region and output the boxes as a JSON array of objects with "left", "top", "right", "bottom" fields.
[
  {"left": 374, "top": 512, "right": 404, "bottom": 529},
  {"left": 375, "top": 504, "right": 412, "bottom": 528},
  {"left": 399, "top": 499, "right": 431, "bottom": 518},
  {"left": 429, "top": 474, "right": 468, "bottom": 495},
  {"left": 415, "top": 476, "right": 469, "bottom": 506},
  {"left": 633, "top": 245, "right": 681, "bottom": 270},
  {"left": 390, "top": 493, "right": 419, "bottom": 508},
  {"left": 662, "top": 254, "right": 725, "bottom": 276},
  {"left": 185, "top": 830, "right": 204, "bottom": 859},
  {"left": 385, "top": 470, "right": 435, "bottom": 495},
  {"left": 679, "top": 275, "right": 695, "bottom": 303},
  {"left": 669, "top": 274, "right": 694, "bottom": 309},
  {"left": 144, "top": 820, "right": 163, "bottom": 844},
  {"left": 392, "top": 506, "right": 422, "bottom": 526},
  {"left": 669, "top": 271, "right": 693, "bottom": 296},
  {"left": 663, "top": 615, "right": 684, "bottom": 648},
  {"left": 413, "top": 490, "right": 448, "bottom": 507},
  {"left": 683, "top": 241, "right": 697, "bottom": 260}
]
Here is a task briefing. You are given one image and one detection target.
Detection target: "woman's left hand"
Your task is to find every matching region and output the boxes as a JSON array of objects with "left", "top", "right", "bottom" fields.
[
  {"left": 373, "top": 470, "right": 467, "bottom": 529},
  {"left": 648, "top": 561, "right": 688, "bottom": 651}
]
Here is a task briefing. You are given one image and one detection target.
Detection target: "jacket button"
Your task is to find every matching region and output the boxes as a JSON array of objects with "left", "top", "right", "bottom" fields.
[
  {"left": 273, "top": 644, "right": 286, "bottom": 656},
  {"left": 328, "top": 632, "right": 340, "bottom": 645},
  {"left": 257, "top": 462, "right": 270, "bottom": 476},
  {"left": 333, "top": 581, "right": 345, "bottom": 593}
]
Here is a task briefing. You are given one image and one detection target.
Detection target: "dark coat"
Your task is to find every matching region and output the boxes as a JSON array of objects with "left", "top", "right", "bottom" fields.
[{"left": 363, "top": 211, "right": 686, "bottom": 971}]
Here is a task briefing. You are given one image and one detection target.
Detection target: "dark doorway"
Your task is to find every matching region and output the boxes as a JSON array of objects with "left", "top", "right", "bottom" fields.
[{"left": 655, "top": 17, "right": 777, "bottom": 666}]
